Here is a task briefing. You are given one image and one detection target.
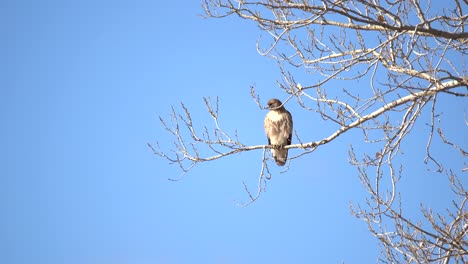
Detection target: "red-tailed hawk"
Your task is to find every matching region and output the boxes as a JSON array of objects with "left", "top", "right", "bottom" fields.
[{"left": 264, "top": 98, "right": 293, "bottom": 166}]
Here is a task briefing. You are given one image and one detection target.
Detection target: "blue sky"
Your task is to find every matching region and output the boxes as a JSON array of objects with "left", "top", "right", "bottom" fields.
[{"left": 2, "top": 1, "right": 466, "bottom": 263}]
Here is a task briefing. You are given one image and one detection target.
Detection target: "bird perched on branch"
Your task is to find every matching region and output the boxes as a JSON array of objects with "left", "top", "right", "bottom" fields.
[{"left": 264, "top": 98, "right": 293, "bottom": 166}]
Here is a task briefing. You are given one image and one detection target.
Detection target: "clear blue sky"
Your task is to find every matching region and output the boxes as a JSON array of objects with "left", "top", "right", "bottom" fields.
[{"left": 1, "top": 1, "right": 466, "bottom": 263}]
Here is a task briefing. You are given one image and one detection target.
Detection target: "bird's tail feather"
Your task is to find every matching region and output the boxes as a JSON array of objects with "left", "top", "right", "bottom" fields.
[{"left": 273, "top": 149, "right": 288, "bottom": 166}]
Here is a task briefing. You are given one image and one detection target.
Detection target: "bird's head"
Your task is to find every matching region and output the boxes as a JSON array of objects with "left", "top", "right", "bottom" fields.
[{"left": 267, "top": 98, "right": 283, "bottom": 110}]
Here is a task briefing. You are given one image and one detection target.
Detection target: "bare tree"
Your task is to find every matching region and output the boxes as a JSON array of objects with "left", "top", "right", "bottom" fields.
[{"left": 149, "top": 0, "right": 468, "bottom": 262}]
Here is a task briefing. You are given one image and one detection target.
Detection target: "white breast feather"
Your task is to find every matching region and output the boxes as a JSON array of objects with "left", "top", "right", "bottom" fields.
[
  {"left": 265, "top": 111, "right": 288, "bottom": 145},
  {"left": 266, "top": 111, "right": 283, "bottom": 122}
]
